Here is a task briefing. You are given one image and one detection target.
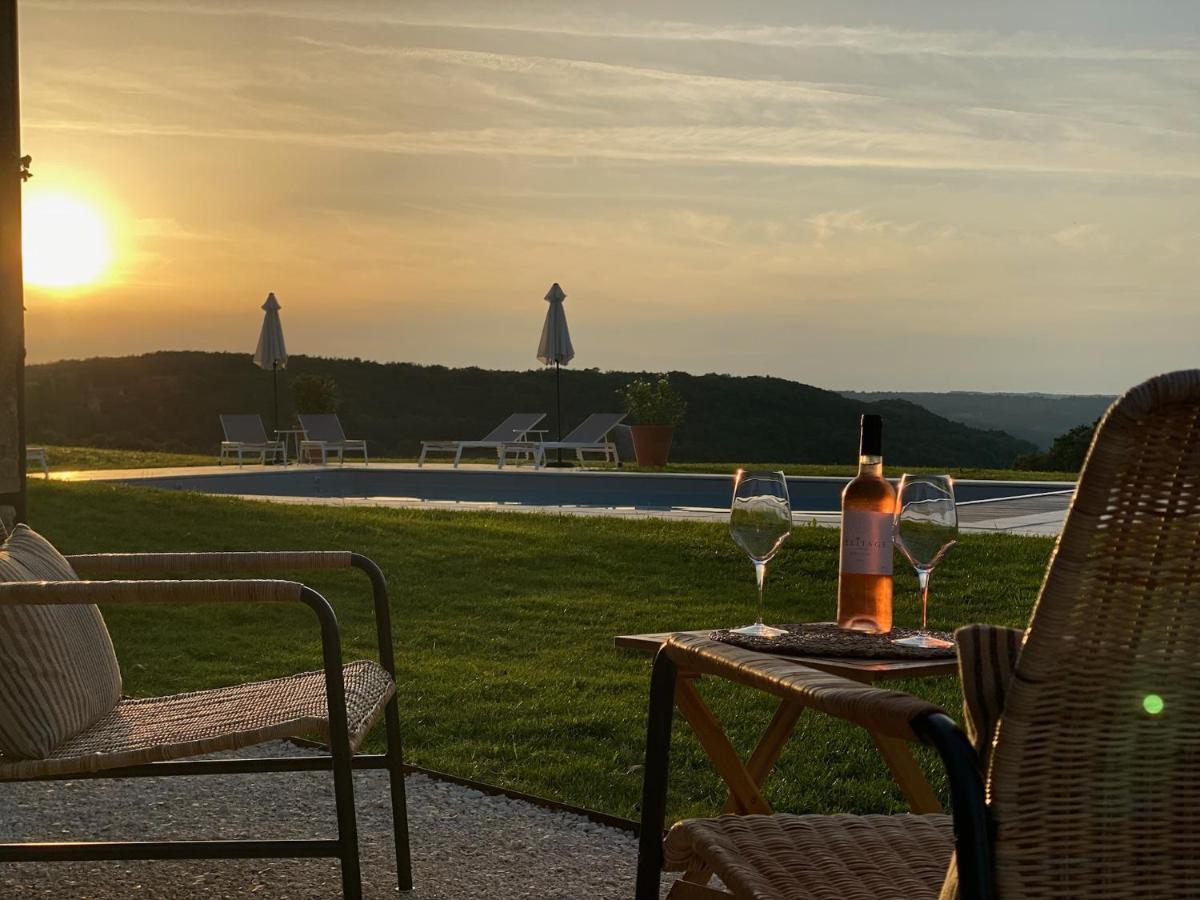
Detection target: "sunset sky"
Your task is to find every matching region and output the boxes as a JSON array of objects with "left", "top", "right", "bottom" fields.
[{"left": 18, "top": 0, "right": 1200, "bottom": 392}]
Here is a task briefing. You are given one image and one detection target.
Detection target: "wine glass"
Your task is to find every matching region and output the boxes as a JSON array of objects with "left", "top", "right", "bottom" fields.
[
  {"left": 893, "top": 474, "right": 958, "bottom": 649},
  {"left": 729, "top": 470, "right": 793, "bottom": 638}
]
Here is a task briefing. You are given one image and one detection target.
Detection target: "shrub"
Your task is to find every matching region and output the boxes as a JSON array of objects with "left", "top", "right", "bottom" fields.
[{"left": 291, "top": 374, "right": 339, "bottom": 414}]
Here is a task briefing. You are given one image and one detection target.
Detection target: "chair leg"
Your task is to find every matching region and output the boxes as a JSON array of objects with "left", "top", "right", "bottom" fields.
[
  {"left": 637, "top": 650, "right": 678, "bottom": 900},
  {"left": 310, "top": 591, "right": 364, "bottom": 900},
  {"left": 330, "top": 743, "right": 362, "bottom": 900},
  {"left": 383, "top": 698, "right": 414, "bottom": 892}
]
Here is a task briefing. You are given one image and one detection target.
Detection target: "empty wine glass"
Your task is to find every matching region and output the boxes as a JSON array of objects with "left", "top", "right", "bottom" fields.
[
  {"left": 893, "top": 474, "right": 958, "bottom": 649},
  {"left": 729, "top": 470, "right": 793, "bottom": 638}
]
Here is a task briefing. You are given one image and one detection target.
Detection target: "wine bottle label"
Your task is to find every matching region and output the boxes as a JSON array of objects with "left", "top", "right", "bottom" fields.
[{"left": 840, "top": 511, "right": 894, "bottom": 576}]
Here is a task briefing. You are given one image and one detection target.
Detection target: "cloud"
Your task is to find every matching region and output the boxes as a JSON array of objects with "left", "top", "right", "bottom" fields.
[
  {"left": 26, "top": 1, "right": 1200, "bottom": 62},
  {"left": 806, "top": 209, "right": 920, "bottom": 244},
  {"left": 26, "top": 117, "right": 1200, "bottom": 183},
  {"left": 1052, "top": 223, "right": 1112, "bottom": 250}
]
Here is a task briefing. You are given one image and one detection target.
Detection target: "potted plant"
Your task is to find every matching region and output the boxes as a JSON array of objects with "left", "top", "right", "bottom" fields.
[{"left": 620, "top": 375, "right": 686, "bottom": 467}]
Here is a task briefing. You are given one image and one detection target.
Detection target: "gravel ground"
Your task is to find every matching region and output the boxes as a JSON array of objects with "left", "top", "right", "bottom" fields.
[{"left": 0, "top": 742, "right": 677, "bottom": 899}]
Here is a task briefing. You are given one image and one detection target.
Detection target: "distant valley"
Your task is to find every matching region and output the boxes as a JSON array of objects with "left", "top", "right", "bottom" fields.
[{"left": 841, "top": 391, "right": 1114, "bottom": 449}]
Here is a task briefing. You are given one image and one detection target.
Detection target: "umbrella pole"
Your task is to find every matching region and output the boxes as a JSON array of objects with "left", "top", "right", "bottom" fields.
[
  {"left": 272, "top": 362, "right": 279, "bottom": 436},
  {"left": 556, "top": 361, "right": 563, "bottom": 465}
]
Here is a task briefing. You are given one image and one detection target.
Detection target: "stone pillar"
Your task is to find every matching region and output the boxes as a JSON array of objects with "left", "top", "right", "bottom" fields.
[{"left": 0, "top": 0, "right": 24, "bottom": 529}]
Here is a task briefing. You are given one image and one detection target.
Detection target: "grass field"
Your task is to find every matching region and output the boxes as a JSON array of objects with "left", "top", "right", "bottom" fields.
[
  {"left": 34, "top": 445, "right": 215, "bottom": 470},
  {"left": 25, "top": 480, "right": 1052, "bottom": 821},
  {"left": 35, "top": 444, "right": 1077, "bottom": 482}
]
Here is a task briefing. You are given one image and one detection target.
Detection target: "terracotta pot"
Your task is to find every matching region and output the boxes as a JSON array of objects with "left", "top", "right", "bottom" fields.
[{"left": 631, "top": 425, "right": 675, "bottom": 467}]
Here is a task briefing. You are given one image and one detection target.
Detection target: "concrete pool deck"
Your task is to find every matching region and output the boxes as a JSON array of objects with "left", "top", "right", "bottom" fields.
[{"left": 52, "top": 462, "right": 1072, "bottom": 537}]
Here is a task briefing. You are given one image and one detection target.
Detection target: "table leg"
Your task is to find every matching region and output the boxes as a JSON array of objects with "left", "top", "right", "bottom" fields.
[
  {"left": 719, "top": 698, "right": 807, "bottom": 814},
  {"left": 871, "top": 733, "right": 943, "bottom": 814},
  {"left": 673, "top": 677, "right": 772, "bottom": 816}
]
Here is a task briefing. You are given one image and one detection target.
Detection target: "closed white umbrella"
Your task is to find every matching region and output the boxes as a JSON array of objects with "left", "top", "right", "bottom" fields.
[
  {"left": 537, "top": 283, "right": 574, "bottom": 463},
  {"left": 253, "top": 292, "right": 288, "bottom": 433}
]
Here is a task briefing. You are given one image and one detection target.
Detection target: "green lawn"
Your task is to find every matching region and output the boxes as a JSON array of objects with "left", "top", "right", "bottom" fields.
[
  {"left": 25, "top": 480, "right": 1051, "bottom": 821},
  {"left": 34, "top": 445, "right": 215, "bottom": 470},
  {"left": 33, "top": 443, "right": 1076, "bottom": 482}
]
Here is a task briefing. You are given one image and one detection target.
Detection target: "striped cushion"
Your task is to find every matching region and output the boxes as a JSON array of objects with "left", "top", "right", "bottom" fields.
[
  {"left": 954, "top": 622, "right": 1024, "bottom": 767},
  {"left": 937, "top": 624, "right": 1025, "bottom": 900},
  {"left": 0, "top": 525, "right": 122, "bottom": 759}
]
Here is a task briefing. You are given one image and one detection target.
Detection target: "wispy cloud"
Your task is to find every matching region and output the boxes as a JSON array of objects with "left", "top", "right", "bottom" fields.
[
  {"left": 27, "top": 0, "right": 1200, "bottom": 62},
  {"left": 26, "top": 118, "right": 1200, "bottom": 182}
]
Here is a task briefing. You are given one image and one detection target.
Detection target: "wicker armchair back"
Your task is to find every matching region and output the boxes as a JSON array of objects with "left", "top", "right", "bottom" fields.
[{"left": 990, "top": 370, "right": 1200, "bottom": 896}]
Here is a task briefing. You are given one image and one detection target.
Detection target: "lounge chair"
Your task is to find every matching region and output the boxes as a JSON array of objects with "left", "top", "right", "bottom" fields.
[
  {"left": 25, "top": 447, "right": 48, "bottom": 478},
  {"left": 637, "top": 369, "right": 1200, "bottom": 900},
  {"left": 417, "top": 412, "right": 546, "bottom": 468},
  {"left": 0, "top": 531, "right": 411, "bottom": 899},
  {"left": 530, "top": 412, "right": 625, "bottom": 468},
  {"left": 298, "top": 414, "right": 368, "bottom": 466},
  {"left": 218, "top": 414, "right": 286, "bottom": 466}
]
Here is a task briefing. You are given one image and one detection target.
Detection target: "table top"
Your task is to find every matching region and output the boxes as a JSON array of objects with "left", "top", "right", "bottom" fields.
[{"left": 614, "top": 629, "right": 959, "bottom": 683}]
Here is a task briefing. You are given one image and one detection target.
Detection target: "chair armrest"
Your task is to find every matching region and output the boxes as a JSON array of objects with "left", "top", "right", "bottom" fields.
[
  {"left": 66, "top": 551, "right": 353, "bottom": 577},
  {"left": 0, "top": 578, "right": 306, "bottom": 606},
  {"left": 912, "top": 712, "right": 994, "bottom": 900},
  {"left": 664, "top": 633, "right": 944, "bottom": 742}
]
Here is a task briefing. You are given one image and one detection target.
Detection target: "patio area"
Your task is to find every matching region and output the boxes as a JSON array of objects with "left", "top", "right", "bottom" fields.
[{"left": 1, "top": 742, "right": 669, "bottom": 899}]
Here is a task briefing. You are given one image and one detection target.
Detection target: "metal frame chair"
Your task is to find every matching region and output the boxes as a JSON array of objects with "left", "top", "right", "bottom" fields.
[
  {"left": 417, "top": 412, "right": 547, "bottom": 468},
  {"left": 0, "top": 551, "right": 412, "bottom": 900},
  {"left": 527, "top": 412, "right": 625, "bottom": 468},
  {"left": 218, "top": 414, "right": 286, "bottom": 466},
  {"left": 297, "top": 414, "right": 369, "bottom": 466}
]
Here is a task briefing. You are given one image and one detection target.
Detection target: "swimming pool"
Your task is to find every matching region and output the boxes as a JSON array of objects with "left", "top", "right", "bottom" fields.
[{"left": 98, "top": 465, "right": 1074, "bottom": 513}]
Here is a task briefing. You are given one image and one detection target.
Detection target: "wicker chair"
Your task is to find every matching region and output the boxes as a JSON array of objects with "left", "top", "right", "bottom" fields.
[
  {"left": 636, "top": 370, "right": 1200, "bottom": 899},
  {"left": 0, "top": 551, "right": 411, "bottom": 900}
]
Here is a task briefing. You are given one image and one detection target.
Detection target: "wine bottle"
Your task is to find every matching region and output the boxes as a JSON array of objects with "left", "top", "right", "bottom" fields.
[{"left": 837, "top": 414, "right": 896, "bottom": 632}]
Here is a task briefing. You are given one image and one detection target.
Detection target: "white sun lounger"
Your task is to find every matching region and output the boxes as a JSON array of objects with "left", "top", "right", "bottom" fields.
[
  {"left": 298, "top": 414, "right": 368, "bottom": 466},
  {"left": 418, "top": 413, "right": 547, "bottom": 468},
  {"left": 25, "top": 447, "right": 48, "bottom": 478},
  {"left": 530, "top": 412, "right": 625, "bottom": 469},
  {"left": 218, "top": 414, "right": 286, "bottom": 466}
]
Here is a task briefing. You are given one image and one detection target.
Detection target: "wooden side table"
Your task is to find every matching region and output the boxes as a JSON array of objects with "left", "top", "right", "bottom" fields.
[{"left": 617, "top": 629, "right": 958, "bottom": 815}]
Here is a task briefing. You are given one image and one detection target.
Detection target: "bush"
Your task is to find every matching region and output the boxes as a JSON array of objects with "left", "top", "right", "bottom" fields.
[
  {"left": 291, "top": 374, "right": 339, "bottom": 414},
  {"left": 620, "top": 375, "right": 686, "bottom": 427}
]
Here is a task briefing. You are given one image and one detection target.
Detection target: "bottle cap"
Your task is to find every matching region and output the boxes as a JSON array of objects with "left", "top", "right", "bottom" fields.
[{"left": 860, "top": 414, "right": 883, "bottom": 456}]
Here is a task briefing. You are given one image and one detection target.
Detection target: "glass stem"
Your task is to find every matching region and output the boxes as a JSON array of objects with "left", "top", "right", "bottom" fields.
[
  {"left": 917, "top": 569, "right": 931, "bottom": 632},
  {"left": 754, "top": 561, "right": 766, "bottom": 626}
]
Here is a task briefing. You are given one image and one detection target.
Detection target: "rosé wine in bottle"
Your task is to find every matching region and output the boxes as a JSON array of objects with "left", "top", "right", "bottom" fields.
[{"left": 837, "top": 414, "right": 896, "bottom": 632}]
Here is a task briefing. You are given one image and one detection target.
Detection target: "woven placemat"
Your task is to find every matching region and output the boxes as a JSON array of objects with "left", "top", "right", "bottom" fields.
[{"left": 710, "top": 622, "right": 957, "bottom": 660}]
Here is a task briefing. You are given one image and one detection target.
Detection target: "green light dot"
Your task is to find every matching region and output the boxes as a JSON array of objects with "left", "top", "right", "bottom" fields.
[{"left": 1143, "top": 694, "right": 1165, "bottom": 715}]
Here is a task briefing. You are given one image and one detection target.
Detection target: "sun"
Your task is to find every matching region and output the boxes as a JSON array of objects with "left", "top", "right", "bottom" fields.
[{"left": 22, "top": 191, "right": 113, "bottom": 289}]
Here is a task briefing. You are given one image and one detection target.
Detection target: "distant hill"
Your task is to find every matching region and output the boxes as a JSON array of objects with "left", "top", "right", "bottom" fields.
[
  {"left": 26, "top": 352, "right": 1036, "bottom": 467},
  {"left": 841, "top": 390, "right": 1115, "bottom": 449}
]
